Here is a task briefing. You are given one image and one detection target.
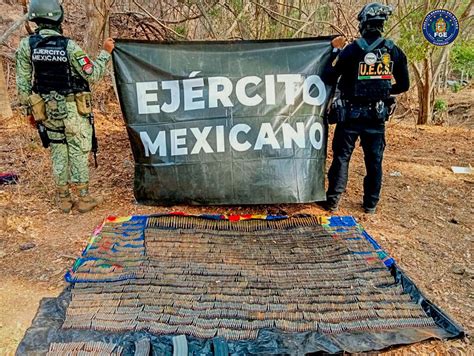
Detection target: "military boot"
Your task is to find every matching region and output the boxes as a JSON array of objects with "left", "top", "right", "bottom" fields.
[
  {"left": 316, "top": 198, "right": 339, "bottom": 213},
  {"left": 75, "top": 183, "right": 103, "bottom": 213},
  {"left": 362, "top": 204, "right": 377, "bottom": 214},
  {"left": 56, "top": 185, "right": 73, "bottom": 213}
]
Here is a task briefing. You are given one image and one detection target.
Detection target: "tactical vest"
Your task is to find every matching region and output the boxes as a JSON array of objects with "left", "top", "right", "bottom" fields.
[
  {"left": 349, "top": 37, "right": 394, "bottom": 101},
  {"left": 30, "top": 34, "right": 89, "bottom": 95}
]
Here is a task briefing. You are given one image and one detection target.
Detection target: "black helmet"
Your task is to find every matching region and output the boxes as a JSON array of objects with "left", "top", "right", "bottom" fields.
[
  {"left": 28, "top": 0, "right": 64, "bottom": 24},
  {"left": 358, "top": 3, "right": 393, "bottom": 36}
]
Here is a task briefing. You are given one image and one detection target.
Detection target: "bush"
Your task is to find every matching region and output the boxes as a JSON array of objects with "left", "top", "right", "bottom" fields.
[
  {"left": 451, "top": 40, "right": 474, "bottom": 78},
  {"left": 434, "top": 99, "right": 447, "bottom": 112},
  {"left": 451, "top": 82, "right": 461, "bottom": 93}
]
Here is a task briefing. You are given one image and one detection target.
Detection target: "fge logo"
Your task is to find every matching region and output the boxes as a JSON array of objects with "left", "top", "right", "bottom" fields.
[
  {"left": 434, "top": 17, "right": 447, "bottom": 37},
  {"left": 422, "top": 9, "right": 459, "bottom": 46}
]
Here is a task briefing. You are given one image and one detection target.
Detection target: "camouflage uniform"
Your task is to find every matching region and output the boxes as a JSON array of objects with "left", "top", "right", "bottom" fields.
[{"left": 16, "top": 29, "right": 110, "bottom": 187}]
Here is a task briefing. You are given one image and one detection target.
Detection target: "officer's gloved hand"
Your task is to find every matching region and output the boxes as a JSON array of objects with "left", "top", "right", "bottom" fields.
[
  {"left": 331, "top": 36, "right": 347, "bottom": 49},
  {"left": 103, "top": 38, "right": 115, "bottom": 54}
]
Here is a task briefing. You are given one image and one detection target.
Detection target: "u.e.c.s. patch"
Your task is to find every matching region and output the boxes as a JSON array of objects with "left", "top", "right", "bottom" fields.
[{"left": 358, "top": 53, "right": 393, "bottom": 80}]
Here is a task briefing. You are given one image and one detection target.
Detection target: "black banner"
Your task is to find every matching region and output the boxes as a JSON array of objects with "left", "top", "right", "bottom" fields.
[{"left": 113, "top": 38, "right": 334, "bottom": 205}]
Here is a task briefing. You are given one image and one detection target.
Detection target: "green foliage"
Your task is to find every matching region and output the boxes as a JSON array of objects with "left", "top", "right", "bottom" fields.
[
  {"left": 451, "top": 82, "right": 461, "bottom": 93},
  {"left": 314, "top": 4, "right": 330, "bottom": 22},
  {"left": 229, "top": 0, "right": 244, "bottom": 13},
  {"left": 288, "top": 8, "right": 301, "bottom": 20},
  {"left": 208, "top": 6, "right": 220, "bottom": 18},
  {"left": 264, "top": 22, "right": 278, "bottom": 39},
  {"left": 434, "top": 99, "right": 448, "bottom": 112},
  {"left": 175, "top": 25, "right": 187, "bottom": 37},
  {"left": 396, "top": 7, "right": 429, "bottom": 62},
  {"left": 451, "top": 40, "right": 474, "bottom": 77}
]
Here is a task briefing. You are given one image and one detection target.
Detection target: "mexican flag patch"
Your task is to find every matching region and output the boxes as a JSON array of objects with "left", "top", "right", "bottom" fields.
[
  {"left": 78, "top": 56, "right": 93, "bottom": 74},
  {"left": 78, "top": 56, "right": 91, "bottom": 66}
]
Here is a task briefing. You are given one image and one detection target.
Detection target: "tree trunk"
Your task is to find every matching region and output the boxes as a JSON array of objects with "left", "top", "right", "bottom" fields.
[
  {"left": 0, "top": 60, "right": 13, "bottom": 119},
  {"left": 443, "top": 51, "right": 449, "bottom": 92},
  {"left": 0, "top": 14, "right": 27, "bottom": 45},
  {"left": 418, "top": 58, "right": 433, "bottom": 125},
  {"left": 83, "top": 0, "right": 107, "bottom": 56}
]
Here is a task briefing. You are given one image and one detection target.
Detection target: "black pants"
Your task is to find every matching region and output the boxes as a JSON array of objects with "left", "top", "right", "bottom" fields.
[{"left": 326, "top": 120, "right": 386, "bottom": 209}]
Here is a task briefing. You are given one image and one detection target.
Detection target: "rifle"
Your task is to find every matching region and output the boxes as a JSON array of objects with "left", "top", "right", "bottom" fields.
[{"left": 89, "top": 112, "right": 98, "bottom": 168}]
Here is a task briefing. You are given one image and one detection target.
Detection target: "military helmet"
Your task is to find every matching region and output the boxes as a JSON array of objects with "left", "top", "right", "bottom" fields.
[
  {"left": 357, "top": 3, "right": 393, "bottom": 35},
  {"left": 28, "top": 0, "right": 64, "bottom": 23}
]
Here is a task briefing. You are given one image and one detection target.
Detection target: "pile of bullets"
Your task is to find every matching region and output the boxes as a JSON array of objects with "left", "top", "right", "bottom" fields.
[
  {"left": 46, "top": 341, "right": 123, "bottom": 355},
  {"left": 63, "top": 215, "right": 434, "bottom": 341}
]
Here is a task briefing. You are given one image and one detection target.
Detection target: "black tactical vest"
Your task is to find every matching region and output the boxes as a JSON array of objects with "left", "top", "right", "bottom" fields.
[
  {"left": 30, "top": 34, "right": 89, "bottom": 95},
  {"left": 350, "top": 38, "right": 394, "bottom": 101}
]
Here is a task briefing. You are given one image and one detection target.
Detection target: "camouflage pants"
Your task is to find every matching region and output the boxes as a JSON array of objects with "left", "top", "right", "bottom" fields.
[{"left": 46, "top": 101, "right": 92, "bottom": 186}]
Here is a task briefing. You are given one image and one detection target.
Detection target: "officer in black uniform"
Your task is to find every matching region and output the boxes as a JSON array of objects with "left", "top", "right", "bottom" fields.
[{"left": 321, "top": 2, "right": 409, "bottom": 214}]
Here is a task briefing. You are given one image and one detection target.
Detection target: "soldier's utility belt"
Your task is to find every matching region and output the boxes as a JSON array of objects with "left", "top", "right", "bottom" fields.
[
  {"left": 28, "top": 91, "right": 93, "bottom": 123},
  {"left": 36, "top": 124, "right": 67, "bottom": 148},
  {"left": 347, "top": 101, "right": 388, "bottom": 120},
  {"left": 348, "top": 98, "right": 396, "bottom": 121},
  {"left": 328, "top": 99, "right": 391, "bottom": 125},
  {"left": 29, "top": 91, "right": 93, "bottom": 149},
  {"left": 65, "top": 94, "right": 76, "bottom": 103},
  {"left": 328, "top": 97, "right": 395, "bottom": 124}
]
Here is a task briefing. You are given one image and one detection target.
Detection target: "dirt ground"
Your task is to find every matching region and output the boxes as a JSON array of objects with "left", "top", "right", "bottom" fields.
[{"left": 0, "top": 90, "right": 473, "bottom": 355}]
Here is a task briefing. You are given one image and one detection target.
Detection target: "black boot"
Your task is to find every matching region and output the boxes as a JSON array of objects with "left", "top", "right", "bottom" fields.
[
  {"left": 316, "top": 199, "right": 339, "bottom": 213},
  {"left": 362, "top": 204, "right": 377, "bottom": 214}
]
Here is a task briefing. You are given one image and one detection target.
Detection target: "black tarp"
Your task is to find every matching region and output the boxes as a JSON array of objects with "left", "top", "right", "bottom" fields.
[
  {"left": 17, "top": 263, "right": 464, "bottom": 356},
  {"left": 113, "top": 38, "right": 335, "bottom": 205}
]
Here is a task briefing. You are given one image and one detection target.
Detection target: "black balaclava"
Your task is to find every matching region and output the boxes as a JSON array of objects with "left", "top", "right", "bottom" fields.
[{"left": 361, "top": 19, "right": 384, "bottom": 39}]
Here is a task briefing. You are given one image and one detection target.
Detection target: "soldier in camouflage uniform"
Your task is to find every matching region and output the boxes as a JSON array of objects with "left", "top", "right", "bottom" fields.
[{"left": 16, "top": 0, "right": 115, "bottom": 213}]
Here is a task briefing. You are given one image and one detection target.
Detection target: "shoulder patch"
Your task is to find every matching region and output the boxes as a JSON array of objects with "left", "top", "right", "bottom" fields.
[
  {"left": 76, "top": 54, "right": 94, "bottom": 75},
  {"left": 73, "top": 50, "right": 87, "bottom": 59},
  {"left": 77, "top": 55, "right": 91, "bottom": 66},
  {"left": 83, "top": 63, "right": 94, "bottom": 75}
]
